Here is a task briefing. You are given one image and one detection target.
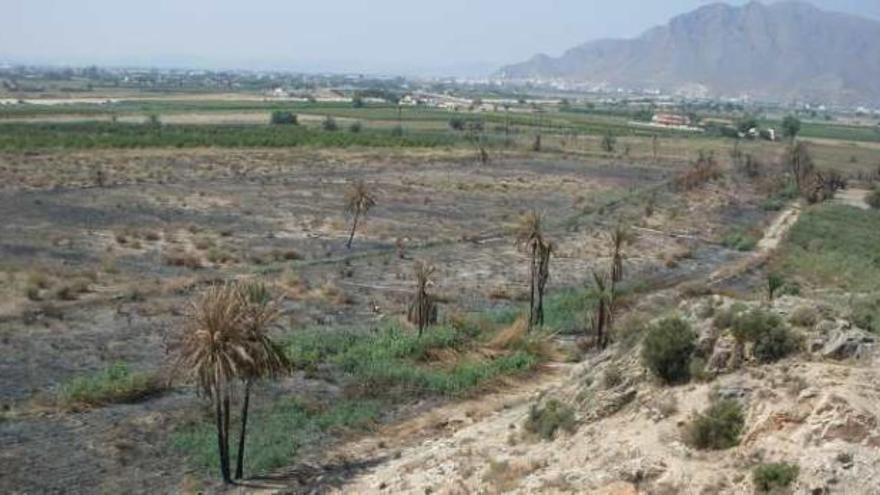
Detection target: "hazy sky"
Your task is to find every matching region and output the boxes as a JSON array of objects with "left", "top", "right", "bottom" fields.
[{"left": 3, "top": 0, "right": 879, "bottom": 75}]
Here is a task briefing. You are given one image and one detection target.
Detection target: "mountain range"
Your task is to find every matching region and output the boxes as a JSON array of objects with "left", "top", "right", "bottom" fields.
[{"left": 498, "top": 1, "right": 880, "bottom": 105}]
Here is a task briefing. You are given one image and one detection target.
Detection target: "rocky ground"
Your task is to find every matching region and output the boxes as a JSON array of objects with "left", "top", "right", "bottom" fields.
[{"left": 305, "top": 293, "right": 879, "bottom": 495}]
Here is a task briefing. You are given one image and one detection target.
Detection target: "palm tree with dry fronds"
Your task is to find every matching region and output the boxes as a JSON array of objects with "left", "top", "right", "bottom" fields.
[
  {"left": 407, "top": 261, "right": 438, "bottom": 337},
  {"left": 590, "top": 270, "right": 613, "bottom": 350},
  {"left": 174, "top": 283, "right": 248, "bottom": 483},
  {"left": 173, "top": 281, "right": 290, "bottom": 483},
  {"left": 516, "top": 210, "right": 553, "bottom": 331},
  {"left": 232, "top": 281, "right": 290, "bottom": 479},
  {"left": 345, "top": 180, "right": 377, "bottom": 249},
  {"left": 610, "top": 222, "right": 630, "bottom": 285}
]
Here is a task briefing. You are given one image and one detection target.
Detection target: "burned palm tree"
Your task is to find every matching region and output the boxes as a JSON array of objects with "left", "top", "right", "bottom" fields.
[
  {"left": 407, "top": 261, "right": 438, "bottom": 337},
  {"left": 516, "top": 211, "right": 553, "bottom": 331},
  {"left": 590, "top": 270, "right": 614, "bottom": 350},
  {"left": 232, "top": 281, "right": 290, "bottom": 480},
  {"left": 173, "top": 281, "right": 290, "bottom": 483},
  {"left": 464, "top": 120, "right": 490, "bottom": 165},
  {"left": 344, "top": 180, "right": 376, "bottom": 249},
  {"left": 610, "top": 222, "right": 630, "bottom": 285},
  {"left": 534, "top": 239, "right": 553, "bottom": 328},
  {"left": 174, "top": 283, "right": 248, "bottom": 484},
  {"left": 787, "top": 141, "right": 815, "bottom": 193}
]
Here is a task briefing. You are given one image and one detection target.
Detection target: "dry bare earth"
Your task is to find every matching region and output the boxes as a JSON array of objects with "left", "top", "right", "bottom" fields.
[{"left": 0, "top": 148, "right": 771, "bottom": 493}]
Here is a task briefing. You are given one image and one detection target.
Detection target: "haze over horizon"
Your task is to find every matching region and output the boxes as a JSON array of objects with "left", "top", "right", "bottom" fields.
[{"left": 3, "top": 0, "right": 880, "bottom": 76}]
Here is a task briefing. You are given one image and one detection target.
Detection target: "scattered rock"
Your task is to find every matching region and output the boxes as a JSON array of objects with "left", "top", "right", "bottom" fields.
[
  {"left": 695, "top": 320, "right": 718, "bottom": 358},
  {"left": 616, "top": 457, "right": 667, "bottom": 484},
  {"left": 707, "top": 335, "right": 737, "bottom": 373},
  {"left": 821, "top": 329, "right": 876, "bottom": 360},
  {"left": 713, "top": 385, "right": 751, "bottom": 402}
]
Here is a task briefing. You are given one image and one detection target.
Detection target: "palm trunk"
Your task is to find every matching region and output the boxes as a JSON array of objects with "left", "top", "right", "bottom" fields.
[
  {"left": 234, "top": 381, "right": 251, "bottom": 479},
  {"left": 528, "top": 246, "right": 537, "bottom": 331},
  {"left": 347, "top": 212, "right": 360, "bottom": 249},
  {"left": 214, "top": 388, "right": 231, "bottom": 483}
]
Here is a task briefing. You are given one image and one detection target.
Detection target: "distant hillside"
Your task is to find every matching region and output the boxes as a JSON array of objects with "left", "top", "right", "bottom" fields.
[{"left": 499, "top": 1, "right": 880, "bottom": 105}]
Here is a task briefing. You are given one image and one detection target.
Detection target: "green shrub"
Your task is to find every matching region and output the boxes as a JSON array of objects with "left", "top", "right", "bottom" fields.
[
  {"left": 789, "top": 306, "right": 818, "bottom": 327},
  {"left": 348, "top": 121, "right": 363, "bottom": 133},
  {"left": 689, "top": 357, "right": 712, "bottom": 382},
  {"left": 602, "top": 365, "right": 624, "bottom": 389},
  {"left": 722, "top": 229, "right": 759, "bottom": 252},
  {"left": 270, "top": 111, "right": 298, "bottom": 125},
  {"left": 731, "top": 308, "right": 799, "bottom": 363},
  {"left": 713, "top": 303, "right": 747, "bottom": 330},
  {"left": 753, "top": 325, "right": 801, "bottom": 363},
  {"left": 851, "top": 295, "right": 880, "bottom": 333},
  {"left": 753, "top": 462, "right": 799, "bottom": 492},
  {"left": 731, "top": 308, "right": 782, "bottom": 343},
  {"left": 524, "top": 399, "right": 576, "bottom": 440},
  {"left": 867, "top": 187, "right": 880, "bottom": 209},
  {"left": 684, "top": 399, "right": 745, "bottom": 450},
  {"left": 59, "top": 362, "right": 162, "bottom": 408},
  {"left": 322, "top": 116, "right": 338, "bottom": 131},
  {"left": 641, "top": 317, "right": 696, "bottom": 384}
]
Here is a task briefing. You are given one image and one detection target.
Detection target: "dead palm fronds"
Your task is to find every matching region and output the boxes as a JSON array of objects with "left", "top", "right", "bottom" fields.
[
  {"left": 344, "top": 180, "right": 377, "bottom": 249},
  {"left": 610, "top": 222, "right": 630, "bottom": 284},
  {"left": 407, "top": 261, "right": 438, "bottom": 337},
  {"left": 516, "top": 211, "right": 553, "bottom": 331}
]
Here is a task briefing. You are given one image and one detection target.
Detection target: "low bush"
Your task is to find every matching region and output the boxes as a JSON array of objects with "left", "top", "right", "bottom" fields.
[
  {"left": 321, "top": 116, "right": 338, "bottom": 131},
  {"left": 722, "top": 228, "right": 759, "bottom": 252},
  {"left": 641, "top": 317, "right": 696, "bottom": 384},
  {"left": 524, "top": 399, "right": 576, "bottom": 440},
  {"left": 684, "top": 399, "right": 744, "bottom": 450},
  {"left": 851, "top": 294, "right": 880, "bottom": 333},
  {"left": 602, "top": 364, "right": 624, "bottom": 389},
  {"left": 688, "top": 357, "right": 712, "bottom": 382},
  {"left": 59, "top": 362, "right": 163, "bottom": 408},
  {"left": 732, "top": 308, "right": 799, "bottom": 363},
  {"left": 713, "top": 303, "right": 748, "bottom": 330},
  {"left": 753, "top": 325, "right": 801, "bottom": 363},
  {"left": 270, "top": 111, "right": 298, "bottom": 125},
  {"left": 789, "top": 306, "right": 818, "bottom": 328},
  {"left": 731, "top": 308, "right": 783, "bottom": 343},
  {"left": 867, "top": 187, "right": 880, "bottom": 209},
  {"left": 753, "top": 462, "right": 799, "bottom": 492}
]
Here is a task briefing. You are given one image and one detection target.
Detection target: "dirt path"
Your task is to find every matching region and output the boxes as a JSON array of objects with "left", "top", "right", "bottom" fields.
[
  {"left": 706, "top": 201, "right": 801, "bottom": 287},
  {"left": 832, "top": 187, "right": 872, "bottom": 210},
  {"left": 250, "top": 200, "right": 806, "bottom": 494}
]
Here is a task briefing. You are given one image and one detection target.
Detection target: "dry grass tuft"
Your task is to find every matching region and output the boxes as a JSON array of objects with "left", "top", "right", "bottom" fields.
[{"left": 488, "top": 317, "right": 529, "bottom": 350}]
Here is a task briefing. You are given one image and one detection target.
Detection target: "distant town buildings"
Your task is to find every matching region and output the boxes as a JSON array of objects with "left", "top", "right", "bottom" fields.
[{"left": 652, "top": 113, "right": 690, "bottom": 127}]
